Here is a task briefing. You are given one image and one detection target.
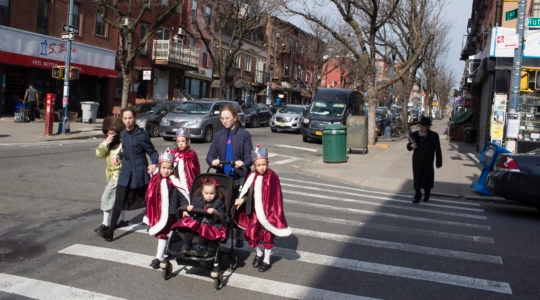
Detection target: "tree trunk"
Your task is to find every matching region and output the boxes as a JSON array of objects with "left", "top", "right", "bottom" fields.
[{"left": 121, "top": 73, "right": 132, "bottom": 109}]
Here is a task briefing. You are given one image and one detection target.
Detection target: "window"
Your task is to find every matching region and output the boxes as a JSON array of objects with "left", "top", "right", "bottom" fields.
[
  {"left": 140, "top": 22, "right": 150, "bottom": 55},
  {"left": 191, "top": 0, "right": 197, "bottom": 23},
  {"left": 37, "top": 0, "right": 49, "bottom": 34},
  {"left": 202, "top": 47, "right": 208, "bottom": 67},
  {"left": 244, "top": 56, "right": 252, "bottom": 72},
  {"left": 534, "top": 0, "right": 540, "bottom": 17},
  {"left": 72, "top": 3, "right": 81, "bottom": 34},
  {"left": 233, "top": 55, "right": 240, "bottom": 69},
  {"left": 205, "top": 6, "right": 212, "bottom": 26},
  {"left": 157, "top": 27, "right": 170, "bottom": 40},
  {"left": 95, "top": 11, "right": 106, "bottom": 36},
  {"left": 189, "top": 37, "right": 196, "bottom": 48},
  {"left": 0, "top": 0, "right": 8, "bottom": 26}
]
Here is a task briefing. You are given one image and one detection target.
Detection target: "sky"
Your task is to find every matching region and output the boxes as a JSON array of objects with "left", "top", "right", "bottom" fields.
[{"left": 283, "top": 1, "right": 473, "bottom": 88}]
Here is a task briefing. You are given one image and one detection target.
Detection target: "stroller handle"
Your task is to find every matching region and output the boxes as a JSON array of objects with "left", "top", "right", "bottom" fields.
[{"left": 206, "top": 160, "right": 248, "bottom": 174}]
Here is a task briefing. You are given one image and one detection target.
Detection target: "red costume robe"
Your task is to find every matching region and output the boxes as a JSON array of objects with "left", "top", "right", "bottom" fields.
[
  {"left": 171, "top": 148, "right": 200, "bottom": 193},
  {"left": 236, "top": 169, "right": 292, "bottom": 248}
]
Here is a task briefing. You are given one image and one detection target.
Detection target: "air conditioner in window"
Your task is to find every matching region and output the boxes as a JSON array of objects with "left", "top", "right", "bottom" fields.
[{"left": 178, "top": 28, "right": 185, "bottom": 36}]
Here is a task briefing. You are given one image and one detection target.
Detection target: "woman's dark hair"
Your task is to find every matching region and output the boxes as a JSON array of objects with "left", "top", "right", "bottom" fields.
[
  {"left": 121, "top": 107, "right": 136, "bottom": 118},
  {"left": 221, "top": 104, "right": 241, "bottom": 125}
]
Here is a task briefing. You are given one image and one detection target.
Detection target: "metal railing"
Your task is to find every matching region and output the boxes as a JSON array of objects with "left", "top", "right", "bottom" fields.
[{"left": 152, "top": 40, "right": 200, "bottom": 68}]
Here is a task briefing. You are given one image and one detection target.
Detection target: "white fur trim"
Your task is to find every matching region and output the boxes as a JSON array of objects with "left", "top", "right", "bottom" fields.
[
  {"left": 175, "top": 158, "right": 190, "bottom": 194},
  {"left": 148, "top": 179, "right": 170, "bottom": 236},
  {"left": 248, "top": 174, "right": 292, "bottom": 237}
]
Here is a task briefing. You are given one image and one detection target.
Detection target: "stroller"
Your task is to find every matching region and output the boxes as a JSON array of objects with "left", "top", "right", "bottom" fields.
[
  {"left": 160, "top": 162, "right": 245, "bottom": 290},
  {"left": 14, "top": 101, "right": 27, "bottom": 123}
]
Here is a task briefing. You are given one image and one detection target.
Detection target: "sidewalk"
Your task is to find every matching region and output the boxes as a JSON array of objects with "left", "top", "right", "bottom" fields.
[
  {"left": 0, "top": 115, "right": 500, "bottom": 201},
  {"left": 0, "top": 116, "right": 104, "bottom": 144},
  {"left": 300, "top": 118, "right": 502, "bottom": 201}
]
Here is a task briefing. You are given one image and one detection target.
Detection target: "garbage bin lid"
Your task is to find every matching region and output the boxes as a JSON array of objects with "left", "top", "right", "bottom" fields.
[{"left": 323, "top": 123, "right": 347, "bottom": 130}]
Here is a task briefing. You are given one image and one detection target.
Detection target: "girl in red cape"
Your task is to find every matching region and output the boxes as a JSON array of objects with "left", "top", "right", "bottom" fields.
[
  {"left": 170, "top": 128, "right": 200, "bottom": 194},
  {"left": 234, "top": 145, "right": 292, "bottom": 272},
  {"left": 143, "top": 148, "right": 190, "bottom": 269}
]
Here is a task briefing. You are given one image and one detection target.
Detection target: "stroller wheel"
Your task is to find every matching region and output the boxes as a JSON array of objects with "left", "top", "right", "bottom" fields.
[
  {"left": 162, "top": 262, "right": 173, "bottom": 280},
  {"left": 230, "top": 254, "right": 238, "bottom": 270},
  {"left": 214, "top": 276, "right": 223, "bottom": 290}
]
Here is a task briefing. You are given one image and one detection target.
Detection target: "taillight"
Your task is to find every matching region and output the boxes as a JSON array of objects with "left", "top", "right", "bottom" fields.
[{"left": 499, "top": 156, "right": 521, "bottom": 172}]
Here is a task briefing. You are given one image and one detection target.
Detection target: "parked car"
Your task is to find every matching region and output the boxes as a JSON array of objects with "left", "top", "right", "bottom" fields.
[
  {"left": 242, "top": 103, "right": 272, "bottom": 128},
  {"left": 134, "top": 101, "right": 179, "bottom": 137},
  {"left": 270, "top": 104, "right": 308, "bottom": 133},
  {"left": 486, "top": 148, "right": 540, "bottom": 209},
  {"left": 159, "top": 99, "right": 245, "bottom": 143},
  {"left": 376, "top": 107, "right": 389, "bottom": 136},
  {"left": 302, "top": 88, "right": 365, "bottom": 142}
]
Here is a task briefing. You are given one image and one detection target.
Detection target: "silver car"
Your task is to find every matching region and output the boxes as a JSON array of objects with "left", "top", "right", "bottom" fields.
[
  {"left": 270, "top": 104, "right": 308, "bottom": 133},
  {"left": 159, "top": 99, "right": 245, "bottom": 143}
]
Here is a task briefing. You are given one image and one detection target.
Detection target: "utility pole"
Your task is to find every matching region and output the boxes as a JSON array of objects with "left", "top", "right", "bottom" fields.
[
  {"left": 509, "top": 0, "right": 527, "bottom": 112},
  {"left": 58, "top": 0, "right": 74, "bottom": 134}
]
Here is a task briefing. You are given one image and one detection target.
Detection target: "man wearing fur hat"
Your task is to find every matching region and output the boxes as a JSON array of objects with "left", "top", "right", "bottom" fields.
[
  {"left": 407, "top": 116, "right": 442, "bottom": 203},
  {"left": 95, "top": 116, "right": 130, "bottom": 233}
]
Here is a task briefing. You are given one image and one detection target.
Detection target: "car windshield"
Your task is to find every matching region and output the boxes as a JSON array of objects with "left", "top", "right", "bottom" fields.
[
  {"left": 133, "top": 103, "right": 156, "bottom": 113},
  {"left": 280, "top": 106, "right": 304, "bottom": 114},
  {"left": 309, "top": 100, "right": 346, "bottom": 117},
  {"left": 173, "top": 102, "right": 212, "bottom": 114}
]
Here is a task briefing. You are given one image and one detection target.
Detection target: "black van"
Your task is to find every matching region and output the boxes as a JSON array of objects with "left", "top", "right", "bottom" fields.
[{"left": 301, "top": 88, "right": 365, "bottom": 142}]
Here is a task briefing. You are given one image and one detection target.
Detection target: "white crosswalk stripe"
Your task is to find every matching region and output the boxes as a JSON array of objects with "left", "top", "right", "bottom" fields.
[{"left": 5, "top": 174, "right": 513, "bottom": 298}]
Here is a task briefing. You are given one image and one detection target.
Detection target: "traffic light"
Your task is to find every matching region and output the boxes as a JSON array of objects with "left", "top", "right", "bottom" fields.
[
  {"left": 69, "top": 67, "right": 79, "bottom": 80},
  {"left": 52, "top": 66, "right": 65, "bottom": 79}
]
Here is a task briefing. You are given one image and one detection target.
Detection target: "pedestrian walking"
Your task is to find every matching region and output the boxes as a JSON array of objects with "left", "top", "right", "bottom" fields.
[
  {"left": 234, "top": 144, "right": 292, "bottom": 272},
  {"left": 97, "top": 107, "right": 159, "bottom": 242},
  {"left": 206, "top": 104, "right": 253, "bottom": 248},
  {"left": 144, "top": 148, "right": 189, "bottom": 269},
  {"left": 23, "top": 83, "right": 39, "bottom": 122},
  {"left": 407, "top": 116, "right": 443, "bottom": 203},
  {"left": 94, "top": 116, "right": 129, "bottom": 233}
]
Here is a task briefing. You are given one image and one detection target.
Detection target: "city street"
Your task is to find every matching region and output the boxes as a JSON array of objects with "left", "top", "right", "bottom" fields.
[{"left": 1, "top": 127, "right": 540, "bottom": 299}]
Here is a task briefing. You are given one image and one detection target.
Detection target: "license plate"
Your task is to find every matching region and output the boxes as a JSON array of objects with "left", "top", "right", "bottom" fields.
[
  {"left": 279, "top": 123, "right": 285, "bottom": 127},
  {"left": 315, "top": 130, "right": 323, "bottom": 136},
  {"left": 172, "top": 127, "right": 178, "bottom": 132}
]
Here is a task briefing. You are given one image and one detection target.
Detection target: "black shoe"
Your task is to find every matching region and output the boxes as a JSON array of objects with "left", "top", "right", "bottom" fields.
[
  {"left": 150, "top": 258, "right": 161, "bottom": 269},
  {"left": 258, "top": 262, "right": 271, "bottom": 272},
  {"left": 188, "top": 244, "right": 204, "bottom": 257},
  {"left": 252, "top": 255, "right": 263, "bottom": 268},
  {"left": 180, "top": 244, "right": 190, "bottom": 254},
  {"left": 423, "top": 197, "right": 429, "bottom": 202},
  {"left": 94, "top": 224, "right": 108, "bottom": 232},
  {"left": 235, "top": 239, "right": 244, "bottom": 248},
  {"left": 97, "top": 228, "right": 113, "bottom": 242},
  {"left": 413, "top": 192, "right": 421, "bottom": 204},
  {"left": 116, "top": 220, "right": 129, "bottom": 228}
]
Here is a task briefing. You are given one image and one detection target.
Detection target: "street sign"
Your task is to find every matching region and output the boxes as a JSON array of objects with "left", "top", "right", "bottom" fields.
[
  {"left": 505, "top": 9, "right": 518, "bottom": 21},
  {"left": 62, "top": 24, "right": 79, "bottom": 35},
  {"left": 528, "top": 17, "right": 540, "bottom": 28},
  {"left": 61, "top": 32, "right": 74, "bottom": 40}
]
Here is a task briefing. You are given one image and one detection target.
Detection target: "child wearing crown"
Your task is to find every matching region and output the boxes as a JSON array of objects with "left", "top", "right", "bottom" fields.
[
  {"left": 170, "top": 128, "right": 200, "bottom": 194},
  {"left": 234, "top": 145, "right": 292, "bottom": 272},
  {"left": 144, "top": 148, "right": 190, "bottom": 269}
]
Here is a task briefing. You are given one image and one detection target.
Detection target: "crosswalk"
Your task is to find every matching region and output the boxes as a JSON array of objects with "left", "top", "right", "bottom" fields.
[{"left": 1, "top": 175, "right": 513, "bottom": 299}]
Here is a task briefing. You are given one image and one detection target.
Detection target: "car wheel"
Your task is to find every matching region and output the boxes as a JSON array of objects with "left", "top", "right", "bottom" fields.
[
  {"left": 163, "top": 137, "right": 174, "bottom": 141},
  {"left": 250, "top": 117, "right": 257, "bottom": 128},
  {"left": 302, "top": 133, "right": 309, "bottom": 142},
  {"left": 271, "top": 127, "right": 277, "bottom": 132},
  {"left": 203, "top": 126, "right": 213, "bottom": 143},
  {"left": 149, "top": 123, "right": 159, "bottom": 137}
]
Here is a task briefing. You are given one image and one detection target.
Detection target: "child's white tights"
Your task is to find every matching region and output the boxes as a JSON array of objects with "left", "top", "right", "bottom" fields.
[{"left": 156, "top": 238, "right": 167, "bottom": 260}]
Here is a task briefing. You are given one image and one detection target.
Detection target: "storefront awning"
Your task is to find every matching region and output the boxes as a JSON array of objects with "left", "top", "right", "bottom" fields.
[{"left": 0, "top": 26, "right": 118, "bottom": 78}]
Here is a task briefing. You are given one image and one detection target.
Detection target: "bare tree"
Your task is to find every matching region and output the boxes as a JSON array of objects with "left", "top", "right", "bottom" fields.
[
  {"left": 281, "top": 0, "right": 431, "bottom": 145},
  {"left": 185, "top": 0, "right": 280, "bottom": 99},
  {"left": 94, "top": 0, "right": 183, "bottom": 109}
]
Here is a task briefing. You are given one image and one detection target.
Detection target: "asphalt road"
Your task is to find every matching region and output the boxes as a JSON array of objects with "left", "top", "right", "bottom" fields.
[{"left": 1, "top": 127, "right": 539, "bottom": 299}]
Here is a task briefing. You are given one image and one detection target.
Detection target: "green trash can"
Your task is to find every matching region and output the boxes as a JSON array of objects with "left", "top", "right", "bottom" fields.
[{"left": 323, "top": 124, "right": 347, "bottom": 163}]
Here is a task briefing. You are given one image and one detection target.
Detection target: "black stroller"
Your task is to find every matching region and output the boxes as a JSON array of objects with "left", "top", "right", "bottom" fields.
[{"left": 161, "top": 162, "right": 244, "bottom": 290}]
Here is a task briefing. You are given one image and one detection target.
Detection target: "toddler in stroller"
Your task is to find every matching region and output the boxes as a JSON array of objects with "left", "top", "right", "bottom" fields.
[{"left": 161, "top": 165, "right": 239, "bottom": 289}]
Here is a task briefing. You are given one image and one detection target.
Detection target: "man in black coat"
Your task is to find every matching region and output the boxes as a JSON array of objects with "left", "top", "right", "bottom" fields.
[{"left": 407, "top": 116, "right": 442, "bottom": 203}]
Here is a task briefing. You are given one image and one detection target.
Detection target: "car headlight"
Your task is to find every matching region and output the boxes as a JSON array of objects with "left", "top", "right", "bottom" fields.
[
  {"left": 160, "top": 119, "right": 171, "bottom": 126},
  {"left": 303, "top": 117, "right": 310, "bottom": 124},
  {"left": 184, "top": 118, "right": 204, "bottom": 127},
  {"left": 136, "top": 119, "right": 147, "bottom": 126}
]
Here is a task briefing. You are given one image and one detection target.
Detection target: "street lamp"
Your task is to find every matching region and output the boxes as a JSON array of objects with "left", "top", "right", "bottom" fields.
[
  {"left": 266, "top": 59, "right": 274, "bottom": 106},
  {"left": 384, "top": 48, "right": 397, "bottom": 137}
]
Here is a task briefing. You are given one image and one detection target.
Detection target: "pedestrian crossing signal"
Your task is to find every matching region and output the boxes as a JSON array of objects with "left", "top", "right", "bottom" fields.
[
  {"left": 69, "top": 67, "right": 79, "bottom": 80},
  {"left": 52, "top": 66, "right": 65, "bottom": 79}
]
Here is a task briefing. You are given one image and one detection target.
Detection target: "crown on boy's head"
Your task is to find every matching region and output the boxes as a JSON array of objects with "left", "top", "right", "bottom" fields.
[
  {"left": 176, "top": 127, "right": 190, "bottom": 139},
  {"left": 159, "top": 148, "right": 174, "bottom": 164},
  {"left": 251, "top": 144, "right": 268, "bottom": 161}
]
